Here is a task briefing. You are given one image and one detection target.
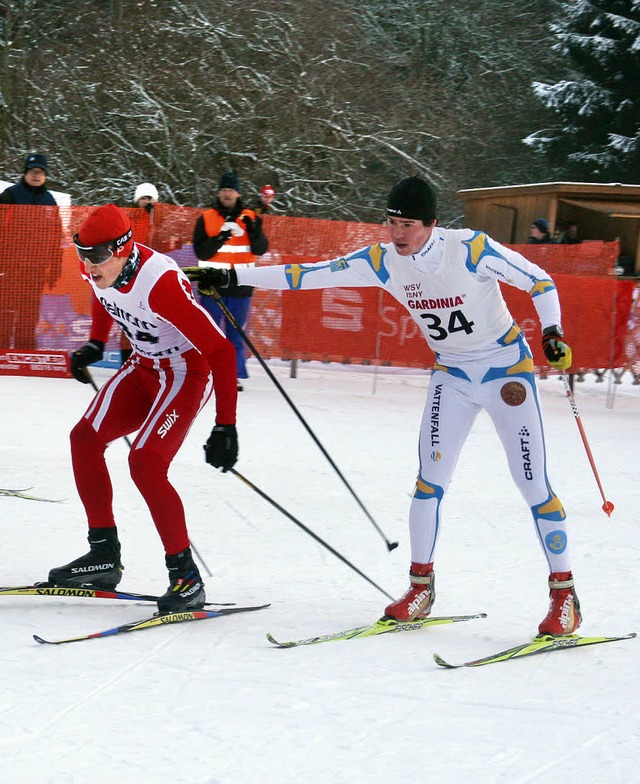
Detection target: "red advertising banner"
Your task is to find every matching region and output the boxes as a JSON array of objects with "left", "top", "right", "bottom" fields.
[
  {"left": 0, "top": 350, "right": 71, "bottom": 378},
  {"left": 276, "top": 274, "right": 622, "bottom": 371}
]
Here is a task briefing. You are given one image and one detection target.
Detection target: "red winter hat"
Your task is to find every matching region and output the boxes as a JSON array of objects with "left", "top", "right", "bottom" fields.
[
  {"left": 261, "top": 184, "right": 275, "bottom": 197},
  {"left": 78, "top": 204, "right": 133, "bottom": 256}
]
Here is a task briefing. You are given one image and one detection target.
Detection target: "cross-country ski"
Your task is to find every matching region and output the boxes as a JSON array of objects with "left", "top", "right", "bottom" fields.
[
  {"left": 0, "top": 582, "right": 235, "bottom": 606},
  {"left": 0, "top": 487, "right": 64, "bottom": 502},
  {"left": 433, "top": 632, "right": 637, "bottom": 668},
  {"left": 267, "top": 613, "right": 487, "bottom": 647},
  {"left": 33, "top": 604, "right": 270, "bottom": 645}
]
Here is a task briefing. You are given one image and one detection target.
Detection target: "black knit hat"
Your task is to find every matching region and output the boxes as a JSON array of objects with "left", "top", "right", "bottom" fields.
[
  {"left": 386, "top": 176, "right": 437, "bottom": 223},
  {"left": 532, "top": 218, "right": 549, "bottom": 233},
  {"left": 217, "top": 171, "right": 241, "bottom": 192},
  {"left": 24, "top": 153, "right": 48, "bottom": 173}
]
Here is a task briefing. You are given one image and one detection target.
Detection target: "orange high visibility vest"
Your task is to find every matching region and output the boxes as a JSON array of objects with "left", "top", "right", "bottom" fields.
[{"left": 200, "top": 208, "right": 257, "bottom": 269}]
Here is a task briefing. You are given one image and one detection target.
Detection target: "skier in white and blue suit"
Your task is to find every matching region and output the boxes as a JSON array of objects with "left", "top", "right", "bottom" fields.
[{"left": 185, "top": 176, "right": 580, "bottom": 637}]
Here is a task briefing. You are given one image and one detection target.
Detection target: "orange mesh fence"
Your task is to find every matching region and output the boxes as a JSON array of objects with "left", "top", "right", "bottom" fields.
[
  {"left": 0, "top": 204, "right": 636, "bottom": 378},
  {"left": 508, "top": 242, "right": 619, "bottom": 277},
  {"left": 274, "top": 275, "right": 622, "bottom": 370}
]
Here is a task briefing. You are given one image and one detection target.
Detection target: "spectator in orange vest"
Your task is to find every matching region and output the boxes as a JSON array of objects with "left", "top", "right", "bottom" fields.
[{"left": 192, "top": 171, "right": 269, "bottom": 389}]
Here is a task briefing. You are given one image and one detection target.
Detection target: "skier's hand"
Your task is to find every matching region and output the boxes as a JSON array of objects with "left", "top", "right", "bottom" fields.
[
  {"left": 204, "top": 424, "right": 238, "bottom": 472},
  {"left": 183, "top": 267, "right": 237, "bottom": 296},
  {"left": 70, "top": 340, "right": 105, "bottom": 383},
  {"left": 542, "top": 327, "right": 572, "bottom": 370}
]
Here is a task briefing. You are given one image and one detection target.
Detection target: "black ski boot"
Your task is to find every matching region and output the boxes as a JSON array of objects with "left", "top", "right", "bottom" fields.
[
  {"left": 48, "top": 527, "right": 124, "bottom": 590},
  {"left": 157, "top": 547, "right": 206, "bottom": 614}
]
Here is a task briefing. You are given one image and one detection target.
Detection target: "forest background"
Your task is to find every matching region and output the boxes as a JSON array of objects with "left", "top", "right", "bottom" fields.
[{"left": 1, "top": 0, "right": 639, "bottom": 225}]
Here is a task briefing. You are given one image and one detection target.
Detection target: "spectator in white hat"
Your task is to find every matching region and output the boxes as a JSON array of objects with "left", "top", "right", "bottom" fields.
[{"left": 133, "top": 182, "right": 159, "bottom": 211}]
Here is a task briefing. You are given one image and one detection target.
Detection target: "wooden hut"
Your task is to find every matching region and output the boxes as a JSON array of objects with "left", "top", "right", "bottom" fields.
[{"left": 457, "top": 182, "right": 640, "bottom": 274}]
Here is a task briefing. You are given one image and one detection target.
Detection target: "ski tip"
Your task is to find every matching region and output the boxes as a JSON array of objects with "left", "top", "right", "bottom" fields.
[
  {"left": 433, "top": 653, "right": 455, "bottom": 668},
  {"left": 266, "top": 632, "right": 292, "bottom": 648}
]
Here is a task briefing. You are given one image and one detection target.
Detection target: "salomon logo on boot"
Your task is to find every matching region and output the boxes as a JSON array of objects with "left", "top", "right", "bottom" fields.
[
  {"left": 48, "top": 527, "right": 124, "bottom": 590},
  {"left": 157, "top": 547, "right": 206, "bottom": 614},
  {"left": 70, "top": 563, "right": 116, "bottom": 574}
]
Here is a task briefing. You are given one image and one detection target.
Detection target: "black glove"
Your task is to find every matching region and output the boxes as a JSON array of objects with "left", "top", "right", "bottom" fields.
[
  {"left": 183, "top": 267, "right": 238, "bottom": 295},
  {"left": 204, "top": 424, "right": 238, "bottom": 472},
  {"left": 242, "top": 213, "right": 262, "bottom": 237},
  {"left": 542, "top": 326, "right": 573, "bottom": 370},
  {"left": 70, "top": 340, "right": 105, "bottom": 383}
]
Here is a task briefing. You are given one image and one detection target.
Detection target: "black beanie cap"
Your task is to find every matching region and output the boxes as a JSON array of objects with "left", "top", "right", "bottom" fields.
[{"left": 386, "top": 176, "right": 437, "bottom": 223}]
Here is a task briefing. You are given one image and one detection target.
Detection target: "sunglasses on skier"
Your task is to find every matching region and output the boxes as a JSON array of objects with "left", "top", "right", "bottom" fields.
[{"left": 73, "top": 228, "right": 133, "bottom": 265}]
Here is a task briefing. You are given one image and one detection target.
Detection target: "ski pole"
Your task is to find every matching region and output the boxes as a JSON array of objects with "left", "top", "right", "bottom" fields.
[
  {"left": 208, "top": 288, "right": 399, "bottom": 552},
  {"left": 229, "top": 468, "right": 394, "bottom": 601},
  {"left": 84, "top": 370, "right": 213, "bottom": 575},
  {"left": 561, "top": 372, "right": 614, "bottom": 517}
]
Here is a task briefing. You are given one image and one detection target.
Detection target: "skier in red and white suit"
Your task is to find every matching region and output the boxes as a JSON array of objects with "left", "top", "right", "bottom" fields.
[
  {"left": 185, "top": 176, "right": 581, "bottom": 637},
  {"left": 48, "top": 204, "right": 238, "bottom": 614}
]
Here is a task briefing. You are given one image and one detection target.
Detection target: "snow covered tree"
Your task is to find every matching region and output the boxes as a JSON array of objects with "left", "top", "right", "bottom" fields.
[
  {"left": 524, "top": 0, "right": 640, "bottom": 182},
  {"left": 0, "top": 0, "right": 562, "bottom": 221}
]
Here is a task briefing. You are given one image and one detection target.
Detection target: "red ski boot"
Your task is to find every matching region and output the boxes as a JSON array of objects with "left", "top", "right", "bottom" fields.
[
  {"left": 384, "top": 563, "right": 435, "bottom": 621},
  {"left": 538, "top": 571, "right": 582, "bottom": 636}
]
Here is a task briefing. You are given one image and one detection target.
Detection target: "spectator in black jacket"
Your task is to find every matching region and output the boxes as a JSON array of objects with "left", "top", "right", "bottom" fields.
[
  {"left": 0, "top": 153, "right": 63, "bottom": 349},
  {"left": 527, "top": 218, "right": 555, "bottom": 245},
  {"left": 560, "top": 222, "right": 582, "bottom": 245}
]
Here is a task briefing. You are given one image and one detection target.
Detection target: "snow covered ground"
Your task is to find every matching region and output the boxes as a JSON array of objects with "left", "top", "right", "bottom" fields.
[{"left": 1, "top": 361, "right": 639, "bottom": 784}]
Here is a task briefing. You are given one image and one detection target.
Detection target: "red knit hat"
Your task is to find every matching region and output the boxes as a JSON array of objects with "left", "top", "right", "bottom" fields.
[
  {"left": 77, "top": 204, "right": 133, "bottom": 257},
  {"left": 261, "top": 184, "right": 275, "bottom": 197}
]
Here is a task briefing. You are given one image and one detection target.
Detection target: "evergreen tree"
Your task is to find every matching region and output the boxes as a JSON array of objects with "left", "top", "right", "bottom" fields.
[{"left": 524, "top": 0, "right": 640, "bottom": 182}]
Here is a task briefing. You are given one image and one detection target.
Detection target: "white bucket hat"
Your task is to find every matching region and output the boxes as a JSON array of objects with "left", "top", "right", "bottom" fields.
[{"left": 134, "top": 182, "right": 159, "bottom": 202}]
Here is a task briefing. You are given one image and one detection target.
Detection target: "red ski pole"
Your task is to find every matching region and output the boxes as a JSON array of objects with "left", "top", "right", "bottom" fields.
[{"left": 561, "top": 373, "right": 614, "bottom": 517}]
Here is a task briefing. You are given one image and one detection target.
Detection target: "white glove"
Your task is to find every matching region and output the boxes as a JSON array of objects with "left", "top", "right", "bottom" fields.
[{"left": 220, "top": 221, "right": 244, "bottom": 237}]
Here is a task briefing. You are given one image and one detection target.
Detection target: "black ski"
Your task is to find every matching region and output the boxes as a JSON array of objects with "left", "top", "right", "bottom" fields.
[
  {"left": 0, "top": 583, "right": 234, "bottom": 606},
  {"left": 33, "top": 604, "right": 270, "bottom": 645}
]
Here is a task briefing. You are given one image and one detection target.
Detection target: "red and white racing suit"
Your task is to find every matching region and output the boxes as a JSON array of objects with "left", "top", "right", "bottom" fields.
[{"left": 72, "top": 243, "right": 237, "bottom": 555}]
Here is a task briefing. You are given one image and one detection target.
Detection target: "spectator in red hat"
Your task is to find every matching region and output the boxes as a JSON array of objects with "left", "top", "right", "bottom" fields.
[{"left": 255, "top": 184, "right": 276, "bottom": 216}]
